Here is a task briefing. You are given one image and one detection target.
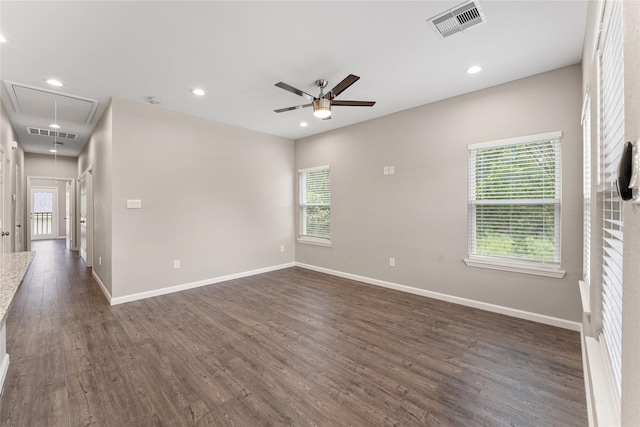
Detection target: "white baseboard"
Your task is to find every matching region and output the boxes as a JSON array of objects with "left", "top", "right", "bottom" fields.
[
  {"left": 0, "top": 354, "right": 9, "bottom": 395},
  {"left": 295, "top": 262, "right": 581, "bottom": 331},
  {"left": 109, "top": 262, "right": 296, "bottom": 306},
  {"left": 0, "top": 324, "right": 6, "bottom": 395},
  {"left": 92, "top": 270, "right": 112, "bottom": 303}
]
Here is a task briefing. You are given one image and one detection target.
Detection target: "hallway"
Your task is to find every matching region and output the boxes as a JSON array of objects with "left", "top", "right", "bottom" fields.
[{"left": 1, "top": 240, "right": 110, "bottom": 425}]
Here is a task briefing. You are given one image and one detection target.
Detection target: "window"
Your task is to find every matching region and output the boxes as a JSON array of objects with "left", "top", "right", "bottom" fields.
[
  {"left": 582, "top": 94, "right": 592, "bottom": 288},
  {"left": 597, "top": 0, "right": 624, "bottom": 398},
  {"left": 298, "top": 166, "right": 331, "bottom": 246},
  {"left": 465, "top": 132, "right": 564, "bottom": 278}
]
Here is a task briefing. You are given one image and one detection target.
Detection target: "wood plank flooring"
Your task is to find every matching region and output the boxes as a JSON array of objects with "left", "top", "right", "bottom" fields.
[{"left": 1, "top": 240, "right": 587, "bottom": 426}]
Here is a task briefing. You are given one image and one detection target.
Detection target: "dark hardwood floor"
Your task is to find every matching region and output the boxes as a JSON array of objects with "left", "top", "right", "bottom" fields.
[{"left": 1, "top": 240, "right": 587, "bottom": 426}]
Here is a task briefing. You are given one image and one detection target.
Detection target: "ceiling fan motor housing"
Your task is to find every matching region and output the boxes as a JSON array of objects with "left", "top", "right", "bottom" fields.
[
  {"left": 313, "top": 98, "right": 331, "bottom": 118},
  {"left": 274, "top": 74, "right": 374, "bottom": 118}
]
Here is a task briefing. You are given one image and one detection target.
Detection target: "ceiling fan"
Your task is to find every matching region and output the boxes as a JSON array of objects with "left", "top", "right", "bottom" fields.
[{"left": 274, "top": 74, "right": 375, "bottom": 119}]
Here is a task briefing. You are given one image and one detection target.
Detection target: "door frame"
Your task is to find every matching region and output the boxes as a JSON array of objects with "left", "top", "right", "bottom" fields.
[
  {"left": 62, "top": 179, "right": 77, "bottom": 251},
  {"left": 14, "top": 164, "right": 22, "bottom": 251},
  {"left": 26, "top": 176, "right": 76, "bottom": 252},
  {"left": 78, "top": 165, "right": 93, "bottom": 267}
]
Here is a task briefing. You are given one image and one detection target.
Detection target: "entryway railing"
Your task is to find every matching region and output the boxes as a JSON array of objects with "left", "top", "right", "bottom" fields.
[{"left": 32, "top": 212, "right": 53, "bottom": 235}]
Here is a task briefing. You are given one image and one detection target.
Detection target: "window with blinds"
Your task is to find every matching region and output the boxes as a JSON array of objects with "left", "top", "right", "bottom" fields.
[
  {"left": 583, "top": 95, "right": 592, "bottom": 288},
  {"left": 468, "top": 132, "right": 561, "bottom": 268},
  {"left": 299, "top": 166, "right": 331, "bottom": 244},
  {"left": 598, "top": 0, "right": 624, "bottom": 398}
]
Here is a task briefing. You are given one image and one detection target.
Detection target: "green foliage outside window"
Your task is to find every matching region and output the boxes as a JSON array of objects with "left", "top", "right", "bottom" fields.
[
  {"left": 300, "top": 168, "right": 330, "bottom": 240},
  {"left": 471, "top": 140, "right": 559, "bottom": 262}
]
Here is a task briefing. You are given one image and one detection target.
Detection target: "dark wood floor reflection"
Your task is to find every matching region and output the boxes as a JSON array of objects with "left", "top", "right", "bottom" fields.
[{"left": 0, "top": 240, "right": 587, "bottom": 426}]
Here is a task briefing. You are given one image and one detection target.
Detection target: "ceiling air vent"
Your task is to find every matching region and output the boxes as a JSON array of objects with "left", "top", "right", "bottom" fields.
[
  {"left": 27, "top": 127, "right": 78, "bottom": 140},
  {"left": 427, "top": 0, "right": 486, "bottom": 39}
]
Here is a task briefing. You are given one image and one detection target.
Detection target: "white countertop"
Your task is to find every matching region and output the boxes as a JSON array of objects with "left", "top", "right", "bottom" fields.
[{"left": 0, "top": 252, "right": 34, "bottom": 325}]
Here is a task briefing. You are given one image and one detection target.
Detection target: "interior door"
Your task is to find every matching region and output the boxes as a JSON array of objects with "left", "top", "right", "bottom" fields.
[
  {"left": 30, "top": 187, "right": 57, "bottom": 240},
  {"left": 0, "top": 149, "right": 5, "bottom": 254},
  {"left": 80, "top": 176, "right": 87, "bottom": 263}
]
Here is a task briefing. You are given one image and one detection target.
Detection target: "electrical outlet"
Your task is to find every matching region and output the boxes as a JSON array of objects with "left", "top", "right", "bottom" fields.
[
  {"left": 174, "top": 260, "right": 180, "bottom": 269},
  {"left": 389, "top": 257, "right": 395, "bottom": 267},
  {"left": 389, "top": 166, "right": 395, "bottom": 175},
  {"left": 280, "top": 245, "right": 285, "bottom": 253},
  {"left": 383, "top": 166, "right": 389, "bottom": 175}
]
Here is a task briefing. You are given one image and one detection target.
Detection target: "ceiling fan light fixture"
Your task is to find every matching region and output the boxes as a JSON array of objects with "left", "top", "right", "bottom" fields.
[{"left": 313, "top": 98, "right": 331, "bottom": 119}]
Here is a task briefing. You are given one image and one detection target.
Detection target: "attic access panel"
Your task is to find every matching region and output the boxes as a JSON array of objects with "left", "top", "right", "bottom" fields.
[{"left": 4, "top": 81, "right": 99, "bottom": 125}]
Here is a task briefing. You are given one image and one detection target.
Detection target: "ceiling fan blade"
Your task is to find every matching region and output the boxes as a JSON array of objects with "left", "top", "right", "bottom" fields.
[
  {"left": 327, "top": 74, "right": 360, "bottom": 99},
  {"left": 275, "top": 82, "right": 315, "bottom": 101},
  {"left": 331, "top": 100, "right": 376, "bottom": 107},
  {"left": 274, "top": 103, "right": 312, "bottom": 113}
]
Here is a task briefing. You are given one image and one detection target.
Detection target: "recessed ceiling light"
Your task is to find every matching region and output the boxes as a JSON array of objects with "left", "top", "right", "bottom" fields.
[
  {"left": 49, "top": 123, "right": 61, "bottom": 129},
  {"left": 300, "top": 122, "right": 308, "bottom": 127},
  {"left": 46, "top": 79, "right": 63, "bottom": 87},
  {"left": 191, "top": 88, "right": 205, "bottom": 96},
  {"left": 466, "top": 65, "right": 482, "bottom": 74},
  {"left": 49, "top": 149, "right": 57, "bottom": 153},
  {"left": 0, "top": 35, "right": 7, "bottom": 43}
]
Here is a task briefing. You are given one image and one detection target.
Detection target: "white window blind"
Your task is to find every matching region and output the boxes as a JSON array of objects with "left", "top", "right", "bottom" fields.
[
  {"left": 583, "top": 95, "right": 592, "bottom": 287},
  {"left": 598, "top": 0, "right": 624, "bottom": 398},
  {"left": 299, "top": 166, "right": 331, "bottom": 242},
  {"left": 468, "top": 133, "right": 561, "bottom": 266}
]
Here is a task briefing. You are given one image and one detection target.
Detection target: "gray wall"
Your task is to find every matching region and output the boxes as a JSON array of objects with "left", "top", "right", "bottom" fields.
[
  {"left": 0, "top": 101, "right": 25, "bottom": 252},
  {"left": 79, "top": 100, "right": 113, "bottom": 294},
  {"left": 109, "top": 98, "right": 295, "bottom": 299},
  {"left": 25, "top": 153, "right": 77, "bottom": 179},
  {"left": 295, "top": 65, "right": 583, "bottom": 322},
  {"left": 621, "top": 0, "right": 640, "bottom": 422}
]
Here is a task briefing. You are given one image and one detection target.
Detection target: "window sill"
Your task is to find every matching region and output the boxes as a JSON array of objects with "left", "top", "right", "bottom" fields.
[
  {"left": 464, "top": 257, "right": 566, "bottom": 278},
  {"left": 297, "top": 237, "right": 332, "bottom": 247}
]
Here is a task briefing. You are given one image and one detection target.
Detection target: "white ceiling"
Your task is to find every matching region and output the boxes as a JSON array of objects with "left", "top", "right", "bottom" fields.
[{"left": 0, "top": 1, "right": 588, "bottom": 157}]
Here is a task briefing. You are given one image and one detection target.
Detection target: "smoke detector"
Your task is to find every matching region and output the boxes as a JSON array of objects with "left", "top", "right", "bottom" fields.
[{"left": 427, "top": 0, "right": 487, "bottom": 39}]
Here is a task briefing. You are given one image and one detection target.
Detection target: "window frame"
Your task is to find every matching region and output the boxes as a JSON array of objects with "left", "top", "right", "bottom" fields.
[
  {"left": 464, "top": 131, "right": 565, "bottom": 278},
  {"left": 297, "top": 165, "right": 332, "bottom": 247}
]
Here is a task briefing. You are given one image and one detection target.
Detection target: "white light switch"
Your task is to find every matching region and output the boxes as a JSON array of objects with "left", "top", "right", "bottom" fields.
[{"left": 127, "top": 199, "right": 142, "bottom": 209}]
